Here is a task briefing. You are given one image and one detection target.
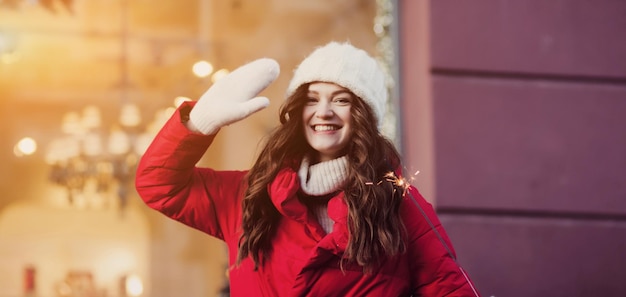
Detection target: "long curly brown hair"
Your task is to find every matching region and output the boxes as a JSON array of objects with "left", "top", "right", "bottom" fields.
[{"left": 237, "top": 83, "right": 407, "bottom": 271}]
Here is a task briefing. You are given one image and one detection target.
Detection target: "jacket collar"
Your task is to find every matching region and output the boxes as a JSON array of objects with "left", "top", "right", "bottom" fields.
[
  {"left": 268, "top": 167, "right": 306, "bottom": 222},
  {"left": 268, "top": 167, "right": 348, "bottom": 228}
]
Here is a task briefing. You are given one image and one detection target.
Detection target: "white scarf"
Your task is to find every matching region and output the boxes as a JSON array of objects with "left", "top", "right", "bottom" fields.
[
  {"left": 297, "top": 156, "right": 348, "bottom": 234},
  {"left": 298, "top": 156, "right": 348, "bottom": 196}
]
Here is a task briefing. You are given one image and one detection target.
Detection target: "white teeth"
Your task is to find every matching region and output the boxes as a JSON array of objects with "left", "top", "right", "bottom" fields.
[{"left": 314, "top": 125, "right": 338, "bottom": 131}]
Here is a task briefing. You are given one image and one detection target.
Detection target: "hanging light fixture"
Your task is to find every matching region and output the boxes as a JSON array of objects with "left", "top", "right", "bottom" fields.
[
  {"left": 45, "top": 105, "right": 158, "bottom": 212},
  {"left": 43, "top": 0, "right": 228, "bottom": 213},
  {"left": 44, "top": 0, "right": 166, "bottom": 213}
]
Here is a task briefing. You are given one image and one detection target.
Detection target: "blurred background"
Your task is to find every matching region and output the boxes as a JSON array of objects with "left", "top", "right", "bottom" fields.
[{"left": 0, "top": 0, "right": 625, "bottom": 296}]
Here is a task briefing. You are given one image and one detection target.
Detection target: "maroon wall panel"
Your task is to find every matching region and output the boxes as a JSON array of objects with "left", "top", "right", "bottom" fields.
[
  {"left": 433, "top": 76, "right": 626, "bottom": 214},
  {"left": 399, "top": 0, "right": 626, "bottom": 295},
  {"left": 440, "top": 214, "right": 626, "bottom": 297},
  {"left": 431, "top": 0, "right": 626, "bottom": 78}
]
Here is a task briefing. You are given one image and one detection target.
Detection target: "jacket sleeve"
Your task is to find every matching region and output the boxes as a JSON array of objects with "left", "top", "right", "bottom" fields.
[
  {"left": 402, "top": 186, "right": 480, "bottom": 297},
  {"left": 134, "top": 102, "right": 247, "bottom": 241}
]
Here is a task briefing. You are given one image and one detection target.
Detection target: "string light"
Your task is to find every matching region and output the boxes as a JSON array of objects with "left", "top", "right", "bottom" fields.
[
  {"left": 192, "top": 60, "right": 214, "bottom": 78},
  {"left": 14, "top": 137, "right": 37, "bottom": 157}
]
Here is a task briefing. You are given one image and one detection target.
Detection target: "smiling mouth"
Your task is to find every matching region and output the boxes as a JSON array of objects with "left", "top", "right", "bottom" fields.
[{"left": 313, "top": 125, "right": 340, "bottom": 132}]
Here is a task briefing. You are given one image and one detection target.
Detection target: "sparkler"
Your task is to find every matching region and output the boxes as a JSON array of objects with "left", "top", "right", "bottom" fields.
[{"left": 365, "top": 169, "right": 420, "bottom": 197}]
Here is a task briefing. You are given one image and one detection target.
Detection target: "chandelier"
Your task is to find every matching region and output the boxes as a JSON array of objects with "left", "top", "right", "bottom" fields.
[
  {"left": 42, "top": 0, "right": 227, "bottom": 213},
  {"left": 43, "top": 0, "right": 169, "bottom": 213},
  {"left": 45, "top": 104, "right": 165, "bottom": 212},
  {"left": 37, "top": 0, "right": 229, "bottom": 214}
]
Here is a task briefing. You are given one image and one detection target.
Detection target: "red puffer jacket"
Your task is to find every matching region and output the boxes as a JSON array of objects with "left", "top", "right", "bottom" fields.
[{"left": 135, "top": 103, "right": 480, "bottom": 297}]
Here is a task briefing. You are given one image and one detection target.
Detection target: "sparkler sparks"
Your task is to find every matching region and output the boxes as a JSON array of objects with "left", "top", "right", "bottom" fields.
[
  {"left": 365, "top": 171, "right": 413, "bottom": 196},
  {"left": 364, "top": 168, "right": 422, "bottom": 197}
]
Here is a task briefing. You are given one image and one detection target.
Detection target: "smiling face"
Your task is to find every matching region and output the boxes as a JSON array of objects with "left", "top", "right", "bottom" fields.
[{"left": 302, "top": 82, "right": 354, "bottom": 163}]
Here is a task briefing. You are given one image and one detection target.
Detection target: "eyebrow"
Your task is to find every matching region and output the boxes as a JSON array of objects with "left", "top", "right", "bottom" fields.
[{"left": 307, "top": 90, "right": 352, "bottom": 96}]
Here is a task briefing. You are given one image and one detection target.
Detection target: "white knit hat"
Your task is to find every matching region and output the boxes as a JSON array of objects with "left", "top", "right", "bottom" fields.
[{"left": 286, "top": 41, "right": 388, "bottom": 128}]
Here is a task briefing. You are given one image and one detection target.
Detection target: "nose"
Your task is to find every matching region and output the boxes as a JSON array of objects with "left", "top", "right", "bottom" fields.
[{"left": 315, "top": 101, "right": 334, "bottom": 118}]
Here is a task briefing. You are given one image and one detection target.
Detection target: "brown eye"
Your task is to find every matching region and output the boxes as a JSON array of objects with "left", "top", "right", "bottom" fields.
[
  {"left": 305, "top": 97, "right": 319, "bottom": 105},
  {"left": 333, "top": 97, "right": 352, "bottom": 105}
]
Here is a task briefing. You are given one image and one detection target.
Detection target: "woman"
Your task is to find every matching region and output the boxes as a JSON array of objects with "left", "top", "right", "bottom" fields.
[{"left": 135, "top": 42, "right": 480, "bottom": 296}]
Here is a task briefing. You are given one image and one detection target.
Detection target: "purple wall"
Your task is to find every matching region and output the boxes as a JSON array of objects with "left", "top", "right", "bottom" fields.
[
  {"left": 401, "top": 0, "right": 626, "bottom": 296},
  {"left": 434, "top": 77, "right": 626, "bottom": 213},
  {"left": 430, "top": 0, "right": 626, "bottom": 78}
]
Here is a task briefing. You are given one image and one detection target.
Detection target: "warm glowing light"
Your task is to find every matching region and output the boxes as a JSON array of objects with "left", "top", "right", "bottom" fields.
[
  {"left": 108, "top": 126, "right": 131, "bottom": 155},
  {"left": 192, "top": 60, "right": 213, "bottom": 78},
  {"left": 211, "top": 68, "right": 230, "bottom": 83},
  {"left": 82, "top": 105, "right": 102, "bottom": 129},
  {"left": 14, "top": 137, "right": 37, "bottom": 156},
  {"left": 61, "top": 111, "right": 84, "bottom": 135},
  {"left": 125, "top": 274, "right": 144, "bottom": 296},
  {"left": 174, "top": 96, "right": 192, "bottom": 107},
  {"left": 373, "top": 23, "right": 384, "bottom": 36},
  {"left": 83, "top": 132, "right": 103, "bottom": 156},
  {"left": 119, "top": 103, "right": 142, "bottom": 127}
]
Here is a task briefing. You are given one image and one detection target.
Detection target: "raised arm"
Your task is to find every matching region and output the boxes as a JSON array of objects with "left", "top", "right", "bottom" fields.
[{"left": 134, "top": 58, "right": 280, "bottom": 239}]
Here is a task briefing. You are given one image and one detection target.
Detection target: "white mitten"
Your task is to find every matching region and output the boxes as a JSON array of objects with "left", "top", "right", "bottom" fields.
[{"left": 188, "top": 58, "right": 280, "bottom": 135}]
